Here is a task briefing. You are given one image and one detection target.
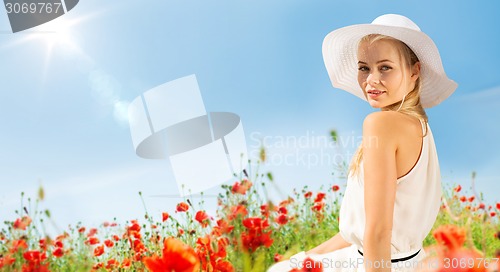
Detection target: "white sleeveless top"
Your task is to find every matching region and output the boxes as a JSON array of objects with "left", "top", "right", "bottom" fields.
[{"left": 338, "top": 119, "right": 442, "bottom": 258}]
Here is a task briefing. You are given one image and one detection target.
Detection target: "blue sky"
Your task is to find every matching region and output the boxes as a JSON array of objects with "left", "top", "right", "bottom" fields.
[{"left": 1, "top": 0, "right": 499, "bottom": 231}]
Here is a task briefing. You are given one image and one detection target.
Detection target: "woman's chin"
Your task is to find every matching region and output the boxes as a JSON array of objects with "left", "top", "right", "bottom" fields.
[{"left": 368, "top": 101, "right": 384, "bottom": 108}]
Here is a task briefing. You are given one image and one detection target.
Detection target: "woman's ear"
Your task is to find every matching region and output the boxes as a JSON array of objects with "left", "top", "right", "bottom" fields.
[{"left": 411, "top": 62, "right": 421, "bottom": 81}]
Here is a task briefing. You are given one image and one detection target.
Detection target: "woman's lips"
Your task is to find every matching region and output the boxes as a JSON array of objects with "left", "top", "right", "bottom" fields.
[{"left": 367, "top": 90, "right": 385, "bottom": 98}]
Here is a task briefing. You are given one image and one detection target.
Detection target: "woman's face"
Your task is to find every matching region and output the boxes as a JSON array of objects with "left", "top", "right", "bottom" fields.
[{"left": 357, "top": 39, "right": 419, "bottom": 109}]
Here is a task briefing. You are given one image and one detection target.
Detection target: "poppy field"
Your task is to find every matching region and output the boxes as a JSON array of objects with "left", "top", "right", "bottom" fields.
[{"left": 1, "top": 148, "right": 499, "bottom": 271}]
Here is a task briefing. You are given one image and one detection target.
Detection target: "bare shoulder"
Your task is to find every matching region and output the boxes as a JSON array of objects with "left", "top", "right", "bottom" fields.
[
  {"left": 362, "top": 111, "right": 401, "bottom": 133},
  {"left": 362, "top": 111, "right": 403, "bottom": 150},
  {"left": 363, "top": 111, "right": 419, "bottom": 148}
]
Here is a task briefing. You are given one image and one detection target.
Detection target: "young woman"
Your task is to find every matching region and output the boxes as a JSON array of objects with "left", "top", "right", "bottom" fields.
[{"left": 267, "top": 14, "right": 457, "bottom": 272}]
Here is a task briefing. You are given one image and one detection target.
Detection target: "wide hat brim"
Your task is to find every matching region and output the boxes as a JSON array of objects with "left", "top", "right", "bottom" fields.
[{"left": 322, "top": 16, "right": 458, "bottom": 108}]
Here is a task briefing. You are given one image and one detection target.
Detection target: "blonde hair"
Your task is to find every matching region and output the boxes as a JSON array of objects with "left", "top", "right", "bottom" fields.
[{"left": 348, "top": 34, "right": 429, "bottom": 177}]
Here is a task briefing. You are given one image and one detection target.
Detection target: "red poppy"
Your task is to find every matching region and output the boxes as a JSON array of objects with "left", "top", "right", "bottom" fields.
[
  {"left": 491, "top": 211, "right": 497, "bottom": 217},
  {"left": 195, "top": 210, "right": 210, "bottom": 228},
  {"left": 304, "top": 191, "right": 312, "bottom": 199},
  {"left": 176, "top": 202, "right": 189, "bottom": 212},
  {"left": 243, "top": 217, "right": 269, "bottom": 230},
  {"left": 314, "top": 193, "right": 326, "bottom": 203},
  {"left": 132, "top": 231, "right": 142, "bottom": 240},
  {"left": 229, "top": 205, "right": 248, "bottom": 220},
  {"left": 241, "top": 231, "right": 273, "bottom": 253},
  {"left": 133, "top": 239, "right": 147, "bottom": 253},
  {"left": 52, "top": 247, "right": 64, "bottom": 258},
  {"left": 432, "top": 225, "right": 466, "bottom": 251},
  {"left": 78, "top": 227, "right": 86, "bottom": 233},
  {"left": 23, "top": 250, "right": 46, "bottom": 263},
  {"left": 312, "top": 202, "right": 325, "bottom": 212},
  {"left": 478, "top": 203, "right": 485, "bottom": 209},
  {"left": 178, "top": 228, "right": 185, "bottom": 236},
  {"left": 231, "top": 179, "right": 253, "bottom": 195},
  {"left": 121, "top": 258, "right": 131, "bottom": 268},
  {"left": 278, "top": 206, "right": 288, "bottom": 215},
  {"left": 23, "top": 251, "right": 49, "bottom": 272},
  {"left": 218, "top": 236, "right": 230, "bottom": 248},
  {"left": 142, "top": 237, "right": 200, "bottom": 272},
  {"left": 459, "top": 196, "right": 467, "bottom": 202},
  {"left": 497, "top": 202, "right": 500, "bottom": 210},
  {"left": 211, "top": 219, "right": 234, "bottom": 236},
  {"left": 241, "top": 217, "right": 273, "bottom": 252},
  {"left": 10, "top": 239, "right": 28, "bottom": 253},
  {"left": 22, "top": 250, "right": 49, "bottom": 272},
  {"left": 276, "top": 214, "right": 288, "bottom": 225},
  {"left": 0, "top": 254, "right": 15, "bottom": 268},
  {"left": 134, "top": 252, "right": 142, "bottom": 262},
  {"left": 54, "top": 240, "right": 63, "bottom": 248},
  {"left": 274, "top": 253, "right": 283, "bottom": 262},
  {"left": 332, "top": 185, "right": 340, "bottom": 192},
  {"left": 212, "top": 260, "right": 235, "bottom": 272},
  {"left": 453, "top": 184, "right": 462, "bottom": 193},
  {"left": 468, "top": 196, "right": 475, "bottom": 202},
  {"left": 87, "top": 228, "right": 98, "bottom": 237},
  {"left": 195, "top": 235, "right": 234, "bottom": 272},
  {"left": 105, "top": 259, "right": 119, "bottom": 270},
  {"left": 92, "top": 263, "right": 104, "bottom": 270},
  {"left": 94, "top": 245, "right": 105, "bottom": 257},
  {"left": 104, "top": 239, "right": 114, "bottom": 248},
  {"left": 86, "top": 237, "right": 100, "bottom": 245},
  {"left": 13, "top": 216, "right": 32, "bottom": 230},
  {"left": 231, "top": 181, "right": 243, "bottom": 194},
  {"left": 261, "top": 204, "right": 270, "bottom": 218},
  {"left": 39, "top": 239, "right": 48, "bottom": 251},
  {"left": 162, "top": 212, "right": 169, "bottom": 222},
  {"left": 128, "top": 221, "right": 141, "bottom": 232}
]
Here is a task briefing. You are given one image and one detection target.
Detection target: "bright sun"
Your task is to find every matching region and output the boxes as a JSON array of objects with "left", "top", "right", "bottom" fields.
[
  {"left": 1, "top": 11, "right": 100, "bottom": 82},
  {"left": 44, "top": 23, "right": 75, "bottom": 51},
  {"left": 36, "top": 17, "right": 85, "bottom": 58}
]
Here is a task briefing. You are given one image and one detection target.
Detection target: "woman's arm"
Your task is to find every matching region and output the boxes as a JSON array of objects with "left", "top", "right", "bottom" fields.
[
  {"left": 305, "top": 232, "right": 351, "bottom": 255},
  {"left": 362, "top": 112, "right": 399, "bottom": 272},
  {"left": 276, "top": 233, "right": 350, "bottom": 263}
]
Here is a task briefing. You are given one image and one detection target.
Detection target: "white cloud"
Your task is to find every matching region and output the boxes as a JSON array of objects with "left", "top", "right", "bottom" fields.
[{"left": 454, "top": 85, "right": 500, "bottom": 103}]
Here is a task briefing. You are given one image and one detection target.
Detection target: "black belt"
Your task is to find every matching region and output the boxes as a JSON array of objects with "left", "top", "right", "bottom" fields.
[{"left": 357, "top": 249, "right": 421, "bottom": 263}]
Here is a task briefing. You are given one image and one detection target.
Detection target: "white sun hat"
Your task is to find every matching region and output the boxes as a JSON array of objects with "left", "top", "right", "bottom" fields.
[{"left": 322, "top": 14, "right": 458, "bottom": 108}]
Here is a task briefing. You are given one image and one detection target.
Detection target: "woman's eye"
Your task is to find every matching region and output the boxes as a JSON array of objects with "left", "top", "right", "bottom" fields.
[
  {"left": 358, "top": 66, "right": 369, "bottom": 72},
  {"left": 380, "top": 65, "right": 392, "bottom": 71}
]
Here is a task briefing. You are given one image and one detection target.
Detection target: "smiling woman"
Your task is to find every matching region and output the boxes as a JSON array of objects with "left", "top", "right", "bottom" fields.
[
  {"left": 356, "top": 35, "right": 421, "bottom": 110},
  {"left": 349, "top": 33, "right": 426, "bottom": 178},
  {"left": 268, "top": 14, "right": 458, "bottom": 272}
]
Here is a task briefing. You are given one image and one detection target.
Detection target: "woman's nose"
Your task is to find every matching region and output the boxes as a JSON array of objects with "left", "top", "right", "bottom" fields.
[{"left": 367, "top": 72, "right": 380, "bottom": 86}]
